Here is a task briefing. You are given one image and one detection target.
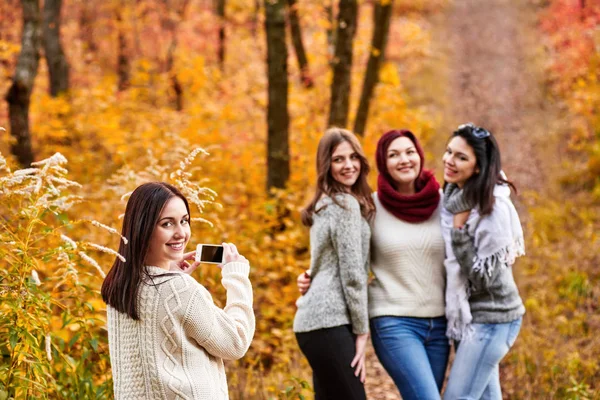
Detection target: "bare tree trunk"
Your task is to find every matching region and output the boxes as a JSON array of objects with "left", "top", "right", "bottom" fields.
[
  {"left": 165, "top": 40, "right": 183, "bottom": 111},
  {"left": 252, "top": 0, "right": 260, "bottom": 36},
  {"left": 325, "top": 0, "right": 334, "bottom": 62},
  {"left": 43, "top": 0, "right": 69, "bottom": 96},
  {"left": 79, "top": 0, "right": 97, "bottom": 55},
  {"left": 115, "top": 6, "right": 129, "bottom": 91},
  {"left": 287, "top": 0, "right": 313, "bottom": 88},
  {"left": 132, "top": 0, "right": 143, "bottom": 58},
  {"left": 327, "top": 0, "right": 357, "bottom": 128},
  {"left": 215, "top": 0, "right": 226, "bottom": 68},
  {"left": 162, "top": 0, "right": 190, "bottom": 110},
  {"left": 354, "top": 0, "right": 393, "bottom": 136},
  {"left": 5, "top": 0, "right": 41, "bottom": 167},
  {"left": 265, "top": 0, "right": 290, "bottom": 190}
]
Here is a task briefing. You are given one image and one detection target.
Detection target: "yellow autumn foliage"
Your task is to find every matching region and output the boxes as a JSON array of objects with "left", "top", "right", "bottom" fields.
[{"left": 1, "top": 0, "right": 599, "bottom": 399}]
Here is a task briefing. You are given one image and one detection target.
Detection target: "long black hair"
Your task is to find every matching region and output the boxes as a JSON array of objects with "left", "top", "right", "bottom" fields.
[
  {"left": 449, "top": 123, "right": 516, "bottom": 215},
  {"left": 101, "top": 182, "right": 190, "bottom": 320}
]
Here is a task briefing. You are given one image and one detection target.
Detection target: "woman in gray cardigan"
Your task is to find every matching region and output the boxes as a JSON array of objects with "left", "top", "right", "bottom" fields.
[
  {"left": 441, "top": 123, "right": 525, "bottom": 400},
  {"left": 293, "top": 128, "right": 375, "bottom": 400}
]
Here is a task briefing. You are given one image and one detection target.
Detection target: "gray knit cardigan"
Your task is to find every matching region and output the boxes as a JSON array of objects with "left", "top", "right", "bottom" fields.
[{"left": 293, "top": 193, "right": 370, "bottom": 334}]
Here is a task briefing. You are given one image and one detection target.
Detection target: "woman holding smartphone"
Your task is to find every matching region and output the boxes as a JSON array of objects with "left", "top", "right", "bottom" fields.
[
  {"left": 101, "top": 182, "right": 255, "bottom": 400},
  {"left": 441, "top": 123, "right": 525, "bottom": 399},
  {"left": 293, "top": 128, "right": 375, "bottom": 400}
]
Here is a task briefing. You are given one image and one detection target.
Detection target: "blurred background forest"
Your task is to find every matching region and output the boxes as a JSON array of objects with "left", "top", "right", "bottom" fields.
[{"left": 0, "top": 0, "right": 599, "bottom": 398}]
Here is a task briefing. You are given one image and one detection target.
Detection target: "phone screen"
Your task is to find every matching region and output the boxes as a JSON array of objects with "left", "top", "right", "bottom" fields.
[{"left": 197, "top": 244, "right": 224, "bottom": 264}]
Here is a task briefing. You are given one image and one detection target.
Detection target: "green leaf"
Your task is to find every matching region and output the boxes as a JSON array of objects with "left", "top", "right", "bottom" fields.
[
  {"left": 68, "top": 332, "right": 82, "bottom": 349},
  {"left": 55, "top": 212, "right": 70, "bottom": 225},
  {"left": 9, "top": 329, "right": 18, "bottom": 349},
  {"left": 23, "top": 330, "right": 39, "bottom": 347}
]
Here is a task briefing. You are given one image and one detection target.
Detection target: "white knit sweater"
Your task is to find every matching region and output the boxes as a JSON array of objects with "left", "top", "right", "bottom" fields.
[
  {"left": 368, "top": 193, "right": 446, "bottom": 319},
  {"left": 107, "top": 262, "right": 255, "bottom": 400}
]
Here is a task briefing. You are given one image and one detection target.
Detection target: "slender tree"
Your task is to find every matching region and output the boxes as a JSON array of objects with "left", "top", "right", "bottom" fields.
[
  {"left": 115, "top": 4, "right": 129, "bottom": 91},
  {"left": 215, "top": 0, "right": 226, "bottom": 68},
  {"left": 5, "top": 0, "right": 41, "bottom": 167},
  {"left": 162, "top": 0, "right": 191, "bottom": 110},
  {"left": 252, "top": 0, "right": 260, "bottom": 36},
  {"left": 78, "top": 0, "right": 97, "bottom": 55},
  {"left": 354, "top": 0, "right": 393, "bottom": 136},
  {"left": 324, "top": 0, "right": 334, "bottom": 61},
  {"left": 265, "top": 0, "right": 290, "bottom": 190},
  {"left": 43, "top": 0, "right": 69, "bottom": 96},
  {"left": 327, "top": 0, "right": 357, "bottom": 128},
  {"left": 287, "top": 0, "right": 313, "bottom": 88}
]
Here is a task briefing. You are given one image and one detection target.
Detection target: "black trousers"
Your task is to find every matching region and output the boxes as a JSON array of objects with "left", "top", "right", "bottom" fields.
[{"left": 296, "top": 325, "right": 367, "bottom": 400}]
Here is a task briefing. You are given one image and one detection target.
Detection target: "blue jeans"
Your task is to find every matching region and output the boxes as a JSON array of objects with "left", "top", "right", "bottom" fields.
[
  {"left": 370, "top": 316, "right": 450, "bottom": 400},
  {"left": 443, "top": 318, "right": 523, "bottom": 400}
]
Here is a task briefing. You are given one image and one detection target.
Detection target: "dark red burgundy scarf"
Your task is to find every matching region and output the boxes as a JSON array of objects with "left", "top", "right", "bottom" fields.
[{"left": 377, "top": 169, "right": 440, "bottom": 223}]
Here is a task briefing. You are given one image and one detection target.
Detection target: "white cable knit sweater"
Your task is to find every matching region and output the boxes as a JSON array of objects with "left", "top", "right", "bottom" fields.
[{"left": 107, "top": 262, "right": 255, "bottom": 400}]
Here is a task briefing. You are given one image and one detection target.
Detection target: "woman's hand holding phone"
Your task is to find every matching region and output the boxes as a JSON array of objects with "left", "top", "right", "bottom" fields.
[
  {"left": 220, "top": 242, "right": 249, "bottom": 268},
  {"left": 171, "top": 242, "right": 248, "bottom": 273},
  {"left": 170, "top": 251, "right": 201, "bottom": 275}
]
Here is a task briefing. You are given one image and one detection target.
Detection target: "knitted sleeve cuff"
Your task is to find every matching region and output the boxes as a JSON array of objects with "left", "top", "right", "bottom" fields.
[
  {"left": 450, "top": 227, "right": 477, "bottom": 274},
  {"left": 451, "top": 226, "right": 472, "bottom": 244},
  {"left": 222, "top": 262, "right": 250, "bottom": 277}
]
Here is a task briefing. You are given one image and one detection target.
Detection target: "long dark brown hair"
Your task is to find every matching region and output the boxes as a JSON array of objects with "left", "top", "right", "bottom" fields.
[
  {"left": 101, "top": 182, "right": 190, "bottom": 320},
  {"left": 448, "top": 124, "right": 516, "bottom": 215},
  {"left": 301, "top": 128, "right": 375, "bottom": 226}
]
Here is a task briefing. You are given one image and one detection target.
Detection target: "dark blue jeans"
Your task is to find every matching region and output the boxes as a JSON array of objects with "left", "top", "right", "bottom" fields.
[{"left": 371, "top": 316, "right": 450, "bottom": 400}]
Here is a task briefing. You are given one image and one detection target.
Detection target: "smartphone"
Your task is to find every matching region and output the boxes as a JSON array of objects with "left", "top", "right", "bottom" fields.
[{"left": 195, "top": 244, "right": 224, "bottom": 264}]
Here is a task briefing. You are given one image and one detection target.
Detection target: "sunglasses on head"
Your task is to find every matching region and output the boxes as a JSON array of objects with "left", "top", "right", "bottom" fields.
[{"left": 458, "top": 123, "right": 491, "bottom": 139}]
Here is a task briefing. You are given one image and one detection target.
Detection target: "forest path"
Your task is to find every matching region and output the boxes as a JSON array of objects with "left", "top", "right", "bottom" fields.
[
  {"left": 440, "top": 0, "right": 557, "bottom": 198},
  {"left": 364, "top": 0, "right": 558, "bottom": 398}
]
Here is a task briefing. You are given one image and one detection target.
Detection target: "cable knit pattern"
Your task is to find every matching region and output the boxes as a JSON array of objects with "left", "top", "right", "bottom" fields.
[
  {"left": 293, "top": 193, "right": 371, "bottom": 334},
  {"left": 368, "top": 192, "right": 446, "bottom": 319},
  {"left": 107, "top": 262, "right": 255, "bottom": 400}
]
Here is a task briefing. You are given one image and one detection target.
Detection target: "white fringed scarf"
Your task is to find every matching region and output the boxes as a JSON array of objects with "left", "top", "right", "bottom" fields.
[{"left": 442, "top": 181, "right": 525, "bottom": 340}]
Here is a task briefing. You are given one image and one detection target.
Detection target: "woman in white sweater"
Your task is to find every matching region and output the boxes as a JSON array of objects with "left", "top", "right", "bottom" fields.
[
  {"left": 367, "top": 130, "right": 448, "bottom": 399},
  {"left": 101, "top": 182, "right": 255, "bottom": 400},
  {"left": 299, "top": 130, "right": 448, "bottom": 400}
]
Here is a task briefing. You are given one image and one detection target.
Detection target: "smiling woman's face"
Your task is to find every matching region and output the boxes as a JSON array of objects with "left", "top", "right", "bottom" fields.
[
  {"left": 385, "top": 136, "right": 421, "bottom": 187},
  {"left": 443, "top": 136, "right": 478, "bottom": 187},
  {"left": 145, "top": 196, "right": 190, "bottom": 270},
  {"left": 330, "top": 140, "right": 361, "bottom": 189}
]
